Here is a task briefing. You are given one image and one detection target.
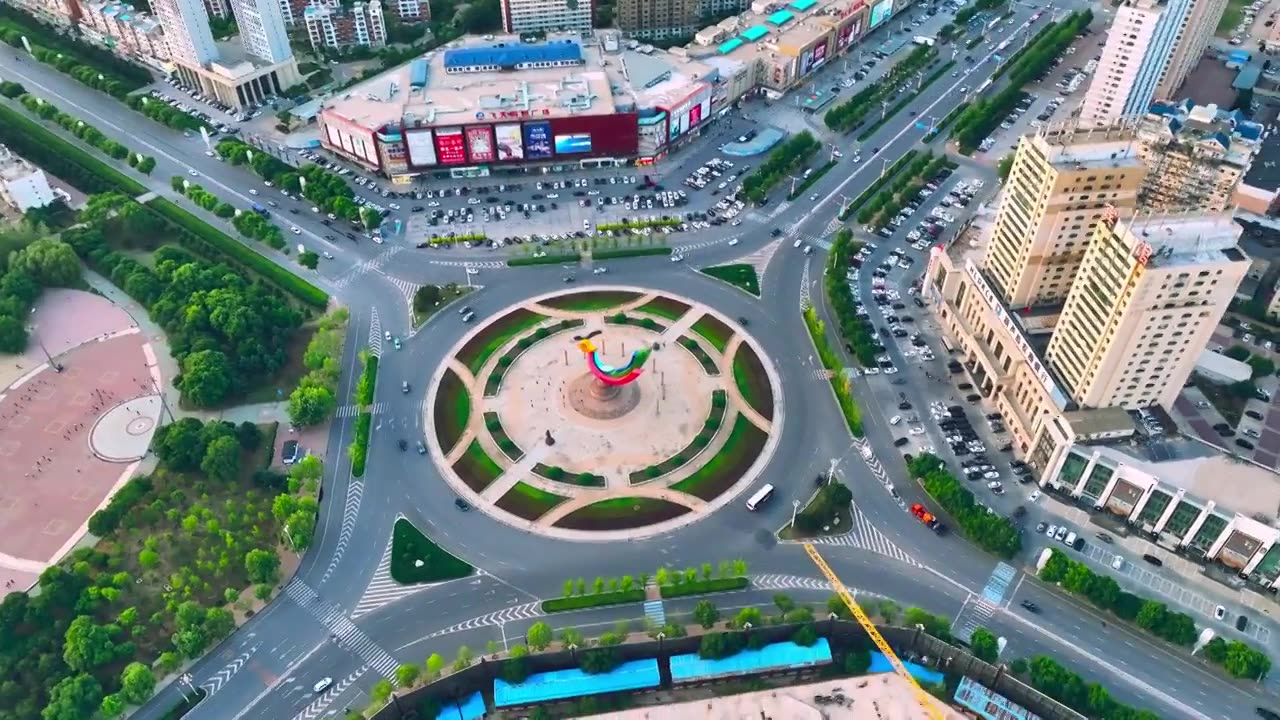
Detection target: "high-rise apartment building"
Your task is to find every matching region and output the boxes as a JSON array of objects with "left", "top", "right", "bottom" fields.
[
  {"left": 1080, "top": 0, "right": 1193, "bottom": 126},
  {"left": 982, "top": 125, "right": 1146, "bottom": 308},
  {"left": 1156, "top": 0, "right": 1227, "bottom": 98},
  {"left": 152, "top": 0, "right": 220, "bottom": 65},
  {"left": 305, "top": 0, "right": 387, "bottom": 49},
  {"left": 8, "top": 0, "right": 82, "bottom": 26},
  {"left": 500, "top": 0, "right": 592, "bottom": 34},
  {"left": 1045, "top": 212, "right": 1249, "bottom": 409},
  {"left": 204, "top": 0, "right": 229, "bottom": 17},
  {"left": 1137, "top": 99, "right": 1264, "bottom": 212},
  {"left": 616, "top": 0, "right": 699, "bottom": 39},
  {"left": 229, "top": 0, "right": 292, "bottom": 63}
]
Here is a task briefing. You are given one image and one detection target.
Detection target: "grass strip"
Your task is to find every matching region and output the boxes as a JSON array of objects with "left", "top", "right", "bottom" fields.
[
  {"left": 677, "top": 336, "right": 720, "bottom": 375},
  {"left": 433, "top": 368, "right": 470, "bottom": 455},
  {"left": 452, "top": 439, "right": 504, "bottom": 493},
  {"left": 786, "top": 160, "right": 838, "bottom": 201},
  {"left": 690, "top": 315, "right": 734, "bottom": 354},
  {"left": 554, "top": 497, "right": 691, "bottom": 531},
  {"left": 593, "top": 246, "right": 673, "bottom": 260},
  {"left": 670, "top": 413, "right": 768, "bottom": 500},
  {"left": 838, "top": 150, "right": 919, "bottom": 221},
  {"left": 508, "top": 252, "right": 581, "bottom": 267},
  {"left": 483, "top": 412, "right": 524, "bottom": 462},
  {"left": 540, "top": 290, "right": 641, "bottom": 311},
  {"left": 457, "top": 308, "right": 547, "bottom": 375},
  {"left": 389, "top": 517, "right": 473, "bottom": 584},
  {"left": 355, "top": 353, "right": 378, "bottom": 406},
  {"left": 495, "top": 482, "right": 569, "bottom": 521},
  {"left": 700, "top": 264, "right": 761, "bottom": 297},
  {"left": 635, "top": 296, "right": 690, "bottom": 321},
  {"left": 732, "top": 341, "right": 774, "bottom": 421},
  {"left": 0, "top": 102, "right": 145, "bottom": 194},
  {"left": 542, "top": 588, "right": 646, "bottom": 612},
  {"left": 802, "top": 307, "right": 863, "bottom": 437},
  {"left": 349, "top": 412, "right": 372, "bottom": 478},
  {"left": 659, "top": 576, "right": 749, "bottom": 599}
]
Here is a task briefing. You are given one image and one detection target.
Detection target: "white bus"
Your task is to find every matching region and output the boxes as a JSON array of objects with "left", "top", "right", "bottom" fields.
[{"left": 746, "top": 484, "right": 775, "bottom": 511}]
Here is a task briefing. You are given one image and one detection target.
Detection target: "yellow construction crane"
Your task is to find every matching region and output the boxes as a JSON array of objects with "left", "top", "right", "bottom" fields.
[{"left": 805, "top": 542, "right": 947, "bottom": 720}]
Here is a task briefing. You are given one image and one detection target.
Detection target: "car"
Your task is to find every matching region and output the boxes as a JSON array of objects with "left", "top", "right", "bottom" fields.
[
  {"left": 291, "top": 226, "right": 302, "bottom": 235},
  {"left": 1054, "top": 526, "right": 1068, "bottom": 542},
  {"left": 1215, "top": 605, "right": 1227, "bottom": 620},
  {"left": 890, "top": 415, "right": 902, "bottom": 425},
  {"left": 1036, "top": 521, "right": 1048, "bottom": 533},
  {"left": 401, "top": 381, "right": 410, "bottom": 394},
  {"left": 417, "top": 441, "right": 427, "bottom": 455},
  {"left": 454, "top": 498, "right": 471, "bottom": 512},
  {"left": 1094, "top": 532, "right": 1112, "bottom": 544},
  {"left": 393, "top": 337, "right": 402, "bottom": 350},
  {"left": 894, "top": 437, "right": 910, "bottom": 447},
  {"left": 1111, "top": 555, "right": 1125, "bottom": 571},
  {"left": 728, "top": 237, "right": 740, "bottom": 246},
  {"left": 1238, "top": 615, "right": 1249, "bottom": 631},
  {"left": 1046, "top": 524, "right": 1058, "bottom": 537},
  {"left": 281, "top": 439, "right": 300, "bottom": 465},
  {"left": 313, "top": 677, "right": 333, "bottom": 693},
  {"left": 1142, "top": 553, "right": 1163, "bottom": 567},
  {"left": 322, "top": 251, "right": 334, "bottom": 260}
]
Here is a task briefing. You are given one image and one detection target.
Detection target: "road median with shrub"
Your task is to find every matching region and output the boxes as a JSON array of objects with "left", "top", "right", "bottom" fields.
[{"left": 908, "top": 454, "right": 1021, "bottom": 558}]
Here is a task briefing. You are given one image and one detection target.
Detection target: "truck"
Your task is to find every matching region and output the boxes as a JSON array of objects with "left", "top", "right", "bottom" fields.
[
  {"left": 913, "top": 35, "right": 936, "bottom": 47},
  {"left": 911, "top": 503, "right": 946, "bottom": 534}
]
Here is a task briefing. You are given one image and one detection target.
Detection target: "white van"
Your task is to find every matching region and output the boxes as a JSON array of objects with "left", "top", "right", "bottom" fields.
[{"left": 746, "top": 484, "right": 775, "bottom": 511}]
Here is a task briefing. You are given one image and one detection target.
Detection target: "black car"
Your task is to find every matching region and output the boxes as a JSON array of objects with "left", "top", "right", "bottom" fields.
[
  {"left": 1238, "top": 615, "right": 1249, "bottom": 632},
  {"left": 1257, "top": 707, "right": 1280, "bottom": 720},
  {"left": 894, "top": 437, "right": 909, "bottom": 447},
  {"left": 1019, "top": 600, "right": 1040, "bottom": 613},
  {"left": 1142, "top": 553, "right": 1163, "bottom": 567},
  {"left": 1237, "top": 438, "right": 1256, "bottom": 451},
  {"left": 454, "top": 498, "right": 471, "bottom": 512}
]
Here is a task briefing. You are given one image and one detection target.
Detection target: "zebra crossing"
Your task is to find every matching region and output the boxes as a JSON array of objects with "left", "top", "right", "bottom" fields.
[
  {"left": 386, "top": 276, "right": 419, "bottom": 305},
  {"left": 333, "top": 247, "right": 403, "bottom": 289},
  {"left": 283, "top": 580, "right": 400, "bottom": 679},
  {"left": 336, "top": 402, "right": 386, "bottom": 418},
  {"left": 424, "top": 601, "right": 544, "bottom": 639},
  {"left": 675, "top": 235, "right": 740, "bottom": 253},
  {"left": 769, "top": 201, "right": 793, "bottom": 218},
  {"left": 429, "top": 259, "right": 505, "bottom": 269},
  {"left": 743, "top": 210, "right": 770, "bottom": 224},
  {"left": 352, "top": 542, "right": 456, "bottom": 619},
  {"left": 811, "top": 368, "right": 836, "bottom": 380},
  {"left": 197, "top": 646, "right": 257, "bottom": 696},
  {"left": 801, "top": 502, "right": 921, "bottom": 567},
  {"left": 292, "top": 666, "right": 369, "bottom": 720},
  {"left": 737, "top": 238, "right": 782, "bottom": 280},
  {"left": 822, "top": 217, "right": 844, "bottom": 235},
  {"left": 643, "top": 600, "right": 666, "bottom": 628},
  {"left": 367, "top": 308, "right": 382, "bottom": 357},
  {"left": 952, "top": 562, "right": 1018, "bottom": 643}
]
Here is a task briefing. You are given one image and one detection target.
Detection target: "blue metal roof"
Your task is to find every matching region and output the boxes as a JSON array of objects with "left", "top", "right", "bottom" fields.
[
  {"left": 790, "top": 0, "right": 818, "bottom": 9},
  {"left": 868, "top": 652, "right": 946, "bottom": 684},
  {"left": 409, "top": 58, "right": 428, "bottom": 88},
  {"left": 768, "top": 10, "right": 795, "bottom": 24},
  {"left": 493, "top": 659, "right": 660, "bottom": 707},
  {"left": 670, "top": 639, "right": 832, "bottom": 682},
  {"left": 435, "top": 691, "right": 487, "bottom": 720},
  {"left": 443, "top": 41, "right": 582, "bottom": 70},
  {"left": 1233, "top": 66, "right": 1261, "bottom": 90},
  {"left": 719, "top": 38, "right": 744, "bottom": 54},
  {"left": 741, "top": 25, "right": 770, "bottom": 41}
]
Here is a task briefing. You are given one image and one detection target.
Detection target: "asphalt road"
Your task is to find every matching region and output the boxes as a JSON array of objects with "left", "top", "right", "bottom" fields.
[{"left": 2, "top": 3, "right": 1274, "bottom": 719}]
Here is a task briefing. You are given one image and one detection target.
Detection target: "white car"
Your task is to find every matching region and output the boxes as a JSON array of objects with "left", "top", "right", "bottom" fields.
[
  {"left": 187, "top": 169, "right": 199, "bottom": 177},
  {"left": 322, "top": 251, "right": 334, "bottom": 260},
  {"left": 1111, "top": 555, "right": 1125, "bottom": 571},
  {"left": 290, "top": 226, "right": 302, "bottom": 235},
  {"left": 1028, "top": 490, "right": 1041, "bottom": 503},
  {"left": 313, "top": 677, "right": 333, "bottom": 693},
  {"left": 889, "top": 415, "right": 902, "bottom": 425},
  {"left": 728, "top": 238, "right": 740, "bottom": 246},
  {"left": 670, "top": 254, "right": 684, "bottom": 263},
  {"left": 1214, "top": 605, "right": 1226, "bottom": 620},
  {"left": 592, "top": 267, "right": 607, "bottom": 274}
]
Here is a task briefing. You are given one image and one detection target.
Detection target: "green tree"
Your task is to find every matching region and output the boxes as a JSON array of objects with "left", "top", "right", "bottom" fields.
[
  {"left": 42, "top": 673, "right": 103, "bottom": 720},
  {"left": 369, "top": 679, "right": 393, "bottom": 705},
  {"left": 289, "top": 384, "right": 337, "bottom": 426},
  {"left": 452, "top": 645, "right": 474, "bottom": 671},
  {"left": 119, "top": 661, "right": 156, "bottom": 704},
  {"left": 969, "top": 628, "right": 999, "bottom": 663},
  {"left": 180, "top": 350, "right": 235, "bottom": 407},
  {"left": 298, "top": 250, "right": 320, "bottom": 270},
  {"left": 425, "top": 653, "right": 445, "bottom": 678},
  {"left": 63, "top": 616, "right": 118, "bottom": 672},
  {"left": 526, "top": 621, "right": 553, "bottom": 651},
  {"left": 244, "top": 548, "right": 281, "bottom": 584},
  {"left": 394, "top": 663, "right": 420, "bottom": 688},
  {"left": 100, "top": 693, "right": 126, "bottom": 718},
  {"left": 200, "top": 434, "right": 241, "bottom": 482},
  {"left": 9, "top": 237, "right": 81, "bottom": 287},
  {"left": 693, "top": 600, "right": 720, "bottom": 629},
  {"left": 734, "top": 607, "right": 763, "bottom": 628}
]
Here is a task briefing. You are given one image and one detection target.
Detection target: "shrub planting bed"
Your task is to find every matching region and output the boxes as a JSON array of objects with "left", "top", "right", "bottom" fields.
[
  {"left": 389, "top": 518, "right": 474, "bottom": 584},
  {"left": 483, "top": 412, "right": 524, "bottom": 462},
  {"left": 540, "top": 290, "right": 642, "bottom": 312},
  {"left": 508, "top": 252, "right": 581, "bottom": 267},
  {"left": 802, "top": 307, "right": 863, "bottom": 436},
  {"left": 484, "top": 319, "right": 584, "bottom": 396},
  {"left": 349, "top": 412, "right": 372, "bottom": 477},
  {"left": 659, "top": 576, "right": 749, "bottom": 599},
  {"left": 604, "top": 312, "right": 666, "bottom": 332},
  {"left": 542, "top": 588, "right": 647, "bottom": 612},
  {"left": 593, "top": 246, "right": 673, "bottom": 260},
  {"left": 787, "top": 160, "right": 838, "bottom": 200},
  {"left": 699, "top": 264, "right": 761, "bottom": 297},
  {"left": 433, "top": 369, "right": 471, "bottom": 455},
  {"left": 908, "top": 454, "right": 1021, "bottom": 558},
  {"left": 457, "top": 308, "right": 548, "bottom": 374},
  {"left": 731, "top": 341, "right": 774, "bottom": 421},
  {"left": 742, "top": 131, "right": 820, "bottom": 203},
  {"left": 690, "top": 315, "right": 734, "bottom": 354},
  {"left": 671, "top": 413, "right": 768, "bottom": 501},
  {"left": 554, "top": 497, "right": 691, "bottom": 531},
  {"left": 635, "top": 296, "right": 690, "bottom": 321},
  {"left": 838, "top": 150, "right": 919, "bottom": 221},
  {"left": 630, "top": 390, "right": 727, "bottom": 484},
  {"left": 533, "top": 463, "right": 606, "bottom": 488},
  {"left": 783, "top": 481, "right": 854, "bottom": 539},
  {"left": 452, "top": 439, "right": 503, "bottom": 493},
  {"left": 678, "top": 336, "right": 720, "bottom": 375},
  {"left": 495, "top": 482, "right": 569, "bottom": 521}
]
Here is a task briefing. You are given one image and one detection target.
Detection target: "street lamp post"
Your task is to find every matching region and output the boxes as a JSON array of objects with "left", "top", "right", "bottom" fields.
[
  {"left": 26, "top": 324, "right": 62, "bottom": 372},
  {"left": 791, "top": 499, "right": 801, "bottom": 528},
  {"left": 150, "top": 374, "right": 175, "bottom": 424},
  {"left": 880, "top": 99, "right": 890, "bottom": 120}
]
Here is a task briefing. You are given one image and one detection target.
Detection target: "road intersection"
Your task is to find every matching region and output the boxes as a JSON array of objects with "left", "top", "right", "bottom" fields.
[{"left": 0, "top": 4, "right": 1273, "bottom": 719}]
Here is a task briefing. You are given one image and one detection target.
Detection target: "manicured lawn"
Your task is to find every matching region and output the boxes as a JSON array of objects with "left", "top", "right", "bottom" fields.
[
  {"left": 389, "top": 517, "right": 474, "bottom": 584},
  {"left": 1218, "top": 0, "right": 1249, "bottom": 36},
  {"left": 540, "top": 290, "right": 641, "bottom": 312},
  {"left": 732, "top": 341, "right": 775, "bottom": 421},
  {"left": 678, "top": 336, "right": 720, "bottom": 375},
  {"left": 413, "top": 284, "right": 472, "bottom": 328},
  {"left": 671, "top": 413, "right": 769, "bottom": 501},
  {"left": 495, "top": 482, "right": 569, "bottom": 521},
  {"left": 700, "top": 264, "right": 761, "bottom": 297},
  {"left": 534, "top": 463, "right": 606, "bottom": 487},
  {"left": 554, "top": 497, "right": 691, "bottom": 530},
  {"left": 451, "top": 439, "right": 503, "bottom": 493},
  {"left": 433, "top": 368, "right": 470, "bottom": 455},
  {"left": 483, "top": 411, "right": 523, "bottom": 462},
  {"left": 690, "top": 315, "right": 734, "bottom": 354},
  {"left": 635, "top": 295, "right": 690, "bottom": 322},
  {"left": 456, "top": 308, "right": 547, "bottom": 374}
]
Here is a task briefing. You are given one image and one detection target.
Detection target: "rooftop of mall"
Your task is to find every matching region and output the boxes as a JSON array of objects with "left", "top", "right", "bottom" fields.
[
  {"left": 683, "top": 0, "right": 872, "bottom": 64},
  {"left": 318, "top": 31, "right": 719, "bottom": 131}
]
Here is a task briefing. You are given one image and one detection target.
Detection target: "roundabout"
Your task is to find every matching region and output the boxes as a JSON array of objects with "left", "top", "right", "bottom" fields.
[{"left": 425, "top": 287, "right": 783, "bottom": 541}]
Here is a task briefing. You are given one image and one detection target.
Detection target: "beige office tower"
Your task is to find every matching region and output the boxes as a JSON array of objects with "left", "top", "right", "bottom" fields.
[
  {"left": 982, "top": 125, "right": 1146, "bottom": 309},
  {"left": 1156, "top": 0, "right": 1228, "bottom": 99},
  {"left": 1045, "top": 212, "right": 1249, "bottom": 410}
]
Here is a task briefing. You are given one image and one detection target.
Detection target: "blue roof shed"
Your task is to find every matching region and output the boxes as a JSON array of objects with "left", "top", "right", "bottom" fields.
[
  {"left": 670, "top": 639, "right": 832, "bottom": 683},
  {"left": 493, "top": 659, "right": 660, "bottom": 707},
  {"left": 444, "top": 41, "right": 582, "bottom": 70}
]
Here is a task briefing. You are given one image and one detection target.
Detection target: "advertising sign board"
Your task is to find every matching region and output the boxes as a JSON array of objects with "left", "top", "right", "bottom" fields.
[
  {"left": 554, "top": 133, "right": 592, "bottom": 154},
  {"left": 811, "top": 39, "right": 829, "bottom": 68},
  {"left": 523, "top": 121, "right": 552, "bottom": 159},
  {"left": 494, "top": 123, "right": 523, "bottom": 161},
  {"left": 870, "top": 0, "right": 893, "bottom": 28},
  {"left": 434, "top": 127, "right": 466, "bottom": 165},
  {"left": 837, "top": 21, "right": 855, "bottom": 49},
  {"left": 688, "top": 102, "right": 702, "bottom": 129},
  {"left": 465, "top": 125, "right": 495, "bottom": 163},
  {"left": 404, "top": 129, "right": 437, "bottom": 166}
]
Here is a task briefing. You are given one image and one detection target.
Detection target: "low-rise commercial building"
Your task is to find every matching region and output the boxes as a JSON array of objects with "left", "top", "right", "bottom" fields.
[
  {"left": 1042, "top": 435, "right": 1280, "bottom": 591},
  {"left": 79, "top": 0, "right": 170, "bottom": 61},
  {"left": 8, "top": 0, "right": 82, "bottom": 26},
  {"left": 0, "top": 145, "right": 57, "bottom": 212},
  {"left": 500, "top": 0, "right": 593, "bottom": 35}
]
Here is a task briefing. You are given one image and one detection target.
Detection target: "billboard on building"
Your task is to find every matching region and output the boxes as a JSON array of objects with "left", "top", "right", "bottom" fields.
[
  {"left": 688, "top": 102, "right": 702, "bottom": 130},
  {"left": 554, "top": 134, "right": 592, "bottom": 154},
  {"left": 465, "top": 125, "right": 495, "bottom": 163},
  {"left": 869, "top": 0, "right": 893, "bottom": 28},
  {"left": 837, "top": 21, "right": 855, "bottom": 49},
  {"left": 434, "top": 127, "right": 466, "bottom": 165},
  {"left": 494, "top": 123, "right": 524, "bottom": 161},
  {"left": 523, "top": 121, "right": 552, "bottom": 159},
  {"left": 323, "top": 113, "right": 380, "bottom": 166},
  {"left": 800, "top": 48, "right": 815, "bottom": 76},
  {"left": 404, "top": 129, "right": 437, "bottom": 166},
  {"left": 547, "top": 113, "right": 639, "bottom": 157},
  {"left": 698, "top": 97, "right": 711, "bottom": 124},
  {"left": 811, "top": 39, "right": 829, "bottom": 69}
]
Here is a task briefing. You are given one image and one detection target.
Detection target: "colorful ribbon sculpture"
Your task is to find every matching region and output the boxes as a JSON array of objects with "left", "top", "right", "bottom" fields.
[{"left": 577, "top": 337, "right": 651, "bottom": 386}]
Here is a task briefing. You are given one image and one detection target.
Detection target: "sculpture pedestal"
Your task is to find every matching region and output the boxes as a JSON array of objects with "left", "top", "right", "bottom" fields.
[{"left": 566, "top": 373, "right": 641, "bottom": 420}]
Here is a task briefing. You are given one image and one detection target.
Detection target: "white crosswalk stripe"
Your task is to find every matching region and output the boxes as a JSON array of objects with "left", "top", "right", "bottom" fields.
[
  {"left": 333, "top": 247, "right": 403, "bottom": 289},
  {"left": 367, "top": 308, "right": 382, "bottom": 357},
  {"left": 429, "top": 259, "right": 505, "bottom": 268},
  {"left": 823, "top": 217, "right": 844, "bottom": 235},
  {"left": 797, "top": 503, "right": 921, "bottom": 567},
  {"left": 282, "top": 579, "right": 400, "bottom": 679},
  {"left": 336, "top": 402, "right": 385, "bottom": 418},
  {"left": 769, "top": 201, "right": 792, "bottom": 218},
  {"left": 811, "top": 368, "right": 835, "bottom": 380},
  {"left": 293, "top": 667, "right": 369, "bottom": 720},
  {"left": 352, "top": 543, "right": 454, "bottom": 619},
  {"left": 424, "top": 601, "right": 544, "bottom": 639},
  {"left": 743, "top": 210, "right": 769, "bottom": 224},
  {"left": 954, "top": 596, "right": 999, "bottom": 643},
  {"left": 386, "top": 276, "right": 419, "bottom": 305}
]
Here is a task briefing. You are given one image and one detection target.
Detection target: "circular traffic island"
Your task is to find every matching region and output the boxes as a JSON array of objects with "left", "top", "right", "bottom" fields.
[{"left": 425, "top": 287, "right": 782, "bottom": 541}]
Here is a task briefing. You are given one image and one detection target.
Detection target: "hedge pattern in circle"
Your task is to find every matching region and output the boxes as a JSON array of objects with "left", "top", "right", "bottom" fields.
[{"left": 428, "top": 288, "right": 779, "bottom": 539}]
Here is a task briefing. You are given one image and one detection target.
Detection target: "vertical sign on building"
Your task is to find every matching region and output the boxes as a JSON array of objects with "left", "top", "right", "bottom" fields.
[
  {"left": 523, "top": 121, "right": 552, "bottom": 159},
  {"left": 434, "top": 128, "right": 466, "bottom": 165},
  {"left": 465, "top": 125, "right": 495, "bottom": 163},
  {"left": 494, "top": 123, "right": 524, "bottom": 161}
]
